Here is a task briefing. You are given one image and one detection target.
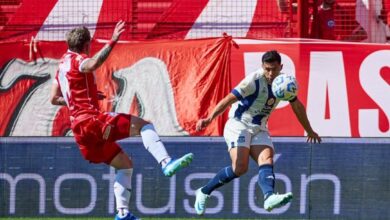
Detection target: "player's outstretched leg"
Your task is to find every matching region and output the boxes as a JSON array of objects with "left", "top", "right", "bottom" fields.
[
  {"left": 258, "top": 164, "right": 293, "bottom": 211},
  {"left": 194, "top": 187, "right": 210, "bottom": 215},
  {"left": 263, "top": 192, "right": 293, "bottom": 212},
  {"left": 193, "top": 166, "right": 238, "bottom": 215},
  {"left": 140, "top": 123, "right": 193, "bottom": 177},
  {"left": 162, "top": 153, "right": 194, "bottom": 177}
]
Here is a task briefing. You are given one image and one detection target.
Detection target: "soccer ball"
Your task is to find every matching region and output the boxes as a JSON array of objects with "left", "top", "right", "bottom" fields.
[{"left": 271, "top": 74, "right": 298, "bottom": 101}]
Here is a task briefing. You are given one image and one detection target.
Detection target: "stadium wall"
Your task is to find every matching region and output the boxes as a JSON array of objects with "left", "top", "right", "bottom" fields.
[
  {"left": 1, "top": 137, "right": 389, "bottom": 219},
  {"left": 1, "top": 39, "right": 389, "bottom": 138}
]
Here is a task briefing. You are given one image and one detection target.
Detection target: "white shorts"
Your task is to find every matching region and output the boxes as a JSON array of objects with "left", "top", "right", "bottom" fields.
[{"left": 223, "top": 118, "right": 274, "bottom": 150}]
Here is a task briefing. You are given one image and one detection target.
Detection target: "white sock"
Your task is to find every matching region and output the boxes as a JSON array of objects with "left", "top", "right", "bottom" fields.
[
  {"left": 140, "top": 124, "right": 171, "bottom": 164},
  {"left": 161, "top": 158, "right": 172, "bottom": 168},
  {"left": 114, "top": 168, "right": 133, "bottom": 214},
  {"left": 117, "top": 208, "right": 129, "bottom": 218}
]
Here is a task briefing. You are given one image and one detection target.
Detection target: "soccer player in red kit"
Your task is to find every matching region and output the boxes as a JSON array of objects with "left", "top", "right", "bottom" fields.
[
  {"left": 50, "top": 21, "right": 193, "bottom": 220},
  {"left": 310, "top": 0, "right": 337, "bottom": 40}
]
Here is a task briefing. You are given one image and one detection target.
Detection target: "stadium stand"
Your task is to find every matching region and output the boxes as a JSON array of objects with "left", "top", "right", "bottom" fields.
[
  {"left": 0, "top": 0, "right": 21, "bottom": 31},
  {"left": 334, "top": 0, "right": 361, "bottom": 40},
  {"left": 131, "top": 0, "right": 173, "bottom": 39},
  {"left": 0, "top": 0, "right": 388, "bottom": 42}
]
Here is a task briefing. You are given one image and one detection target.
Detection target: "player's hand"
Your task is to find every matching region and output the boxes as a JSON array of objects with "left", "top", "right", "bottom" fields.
[
  {"left": 306, "top": 131, "right": 321, "bottom": 144},
  {"left": 196, "top": 118, "right": 211, "bottom": 131},
  {"left": 97, "top": 91, "right": 106, "bottom": 100},
  {"left": 111, "top": 20, "right": 126, "bottom": 42}
]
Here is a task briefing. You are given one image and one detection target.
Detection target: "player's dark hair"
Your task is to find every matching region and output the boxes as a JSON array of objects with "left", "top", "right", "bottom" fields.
[
  {"left": 262, "top": 50, "right": 281, "bottom": 64},
  {"left": 66, "top": 26, "right": 91, "bottom": 53}
]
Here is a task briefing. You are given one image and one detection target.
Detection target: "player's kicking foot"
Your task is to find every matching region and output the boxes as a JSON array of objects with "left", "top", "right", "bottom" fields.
[
  {"left": 194, "top": 188, "right": 210, "bottom": 215},
  {"left": 264, "top": 192, "right": 293, "bottom": 212},
  {"left": 115, "top": 212, "right": 140, "bottom": 220},
  {"left": 162, "top": 153, "right": 194, "bottom": 177}
]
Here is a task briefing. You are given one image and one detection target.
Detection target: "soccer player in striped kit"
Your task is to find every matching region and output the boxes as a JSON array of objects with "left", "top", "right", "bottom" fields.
[
  {"left": 195, "top": 50, "right": 321, "bottom": 215},
  {"left": 50, "top": 21, "right": 193, "bottom": 220}
]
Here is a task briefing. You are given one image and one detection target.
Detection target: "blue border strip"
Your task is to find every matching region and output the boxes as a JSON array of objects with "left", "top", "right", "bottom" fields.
[{"left": 1, "top": 137, "right": 390, "bottom": 144}]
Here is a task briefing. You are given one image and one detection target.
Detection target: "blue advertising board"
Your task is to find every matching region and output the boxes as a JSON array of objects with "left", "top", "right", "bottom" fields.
[{"left": 0, "top": 137, "right": 389, "bottom": 219}]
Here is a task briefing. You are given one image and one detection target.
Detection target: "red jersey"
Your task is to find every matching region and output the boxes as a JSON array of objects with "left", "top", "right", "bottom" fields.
[
  {"left": 310, "top": 6, "right": 336, "bottom": 40},
  {"left": 54, "top": 50, "right": 132, "bottom": 164},
  {"left": 55, "top": 50, "right": 100, "bottom": 120}
]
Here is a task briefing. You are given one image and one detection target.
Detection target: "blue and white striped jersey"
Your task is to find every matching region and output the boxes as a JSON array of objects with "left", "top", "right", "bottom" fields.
[{"left": 229, "top": 69, "right": 280, "bottom": 131}]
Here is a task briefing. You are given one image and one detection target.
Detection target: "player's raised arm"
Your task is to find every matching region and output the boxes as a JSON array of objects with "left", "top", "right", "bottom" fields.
[
  {"left": 289, "top": 98, "right": 322, "bottom": 143},
  {"left": 80, "top": 20, "right": 126, "bottom": 73},
  {"left": 196, "top": 93, "right": 238, "bottom": 131}
]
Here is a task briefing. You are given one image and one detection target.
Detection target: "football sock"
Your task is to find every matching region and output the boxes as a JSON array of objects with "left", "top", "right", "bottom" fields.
[
  {"left": 201, "top": 166, "right": 238, "bottom": 195},
  {"left": 140, "top": 124, "right": 171, "bottom": 164},
  {"left": 258, "top": 164, "right": 275, "bottom": 200},
  {"left": 117, "top": 208, "right": 129, "bottom": 218},
  {"left": 114, "top": 168, "right": 133, "bottom": 212},
  {"left": 161, "top": 157, "right": 172, "bottom": 168}
]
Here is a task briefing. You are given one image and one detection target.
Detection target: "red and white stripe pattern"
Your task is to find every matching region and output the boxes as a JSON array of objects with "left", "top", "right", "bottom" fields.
[{"left": 0, "top": 0, "right": 286, "bottom": 41}]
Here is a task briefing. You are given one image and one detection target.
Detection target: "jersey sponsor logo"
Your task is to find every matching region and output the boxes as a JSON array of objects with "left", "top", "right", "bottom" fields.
[
  {"left": 327, "top": 20, "right": 335, "bottom": 28},
  {"left": 266, "top": 97, "right": 275, "bottom": 106},
  {"left": 266, "top": 175, "right": 275, "bottom": 180},
  {"left": 102, "top": 125, "right": 112, "bottom": 140},
  {"left": 76, "top": 55, "right": 83, "bottom": 61},
  {"left": 237, "top": 135, "right": 245, "bottom": 143},
  {"left": 107, "top": 112, "right": 118, "bottom": 117}
]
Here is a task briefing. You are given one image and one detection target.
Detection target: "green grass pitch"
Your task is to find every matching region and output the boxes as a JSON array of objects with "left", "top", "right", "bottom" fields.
[
  {"left": 0, "top": 218, "right": 265, "bottom": 220},
  {"left": 0, "top": 218, "right": 281, "bottom": 220}
]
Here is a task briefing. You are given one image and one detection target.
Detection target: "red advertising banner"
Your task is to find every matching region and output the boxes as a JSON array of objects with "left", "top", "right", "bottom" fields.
[
  {"left": 0, "top": 38, "right": 389, "bottom": 137},
  {"left": 231, "top": 39, "right": 390, "bottom": 137},
  {"left": 0, "top": 37, "right": 232, "bottom": 137}
]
